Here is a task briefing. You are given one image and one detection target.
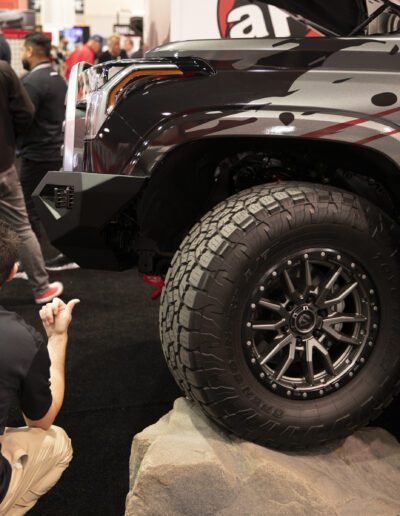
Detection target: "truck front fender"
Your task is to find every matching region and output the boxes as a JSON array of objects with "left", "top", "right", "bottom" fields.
[{"left": 127, "top": 104, "right": 400, "bottom": 178}]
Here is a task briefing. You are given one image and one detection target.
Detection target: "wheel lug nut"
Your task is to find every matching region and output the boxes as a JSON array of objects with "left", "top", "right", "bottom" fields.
[{"left": 259, "top": 285, "right": 265, "bottom": 291}]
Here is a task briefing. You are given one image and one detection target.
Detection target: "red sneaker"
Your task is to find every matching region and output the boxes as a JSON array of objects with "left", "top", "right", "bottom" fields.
[{"left": 35, "top": 282, "right": 64, "bottom": 305}]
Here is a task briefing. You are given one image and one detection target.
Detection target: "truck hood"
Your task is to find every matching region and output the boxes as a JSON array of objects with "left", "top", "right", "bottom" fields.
[{"left": 258, "top": 0, "right": 369, "bottom": 35}]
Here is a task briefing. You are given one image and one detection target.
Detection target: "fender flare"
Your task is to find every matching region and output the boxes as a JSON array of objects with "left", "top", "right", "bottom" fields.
[{"left": 126, "top": 104, "right": 400, "bottom": 177}]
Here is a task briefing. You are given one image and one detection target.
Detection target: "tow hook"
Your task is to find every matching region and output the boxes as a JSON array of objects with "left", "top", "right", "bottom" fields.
[{"left": 143, "top": 275, "right": 165, "bottom": 300}]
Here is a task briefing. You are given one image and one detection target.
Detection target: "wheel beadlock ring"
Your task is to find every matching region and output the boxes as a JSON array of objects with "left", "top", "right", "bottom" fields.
[{"left": 243, "top": 248, "right": 379, "bottom": 400}]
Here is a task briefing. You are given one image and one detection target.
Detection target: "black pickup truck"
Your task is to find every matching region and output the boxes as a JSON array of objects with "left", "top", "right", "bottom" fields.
[{"left": 34, "top": 0, "right": 400, "bottom": 448}]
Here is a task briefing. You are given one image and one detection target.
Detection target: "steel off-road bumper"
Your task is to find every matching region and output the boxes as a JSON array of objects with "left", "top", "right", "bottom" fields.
[{"left": 33, "top": 171, "right": 145, "bottom": 270}]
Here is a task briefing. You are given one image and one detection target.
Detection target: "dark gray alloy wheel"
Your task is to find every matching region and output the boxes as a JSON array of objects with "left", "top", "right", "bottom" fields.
[{"left": 160, "top": 182, "right": 400, "bottom": 449}]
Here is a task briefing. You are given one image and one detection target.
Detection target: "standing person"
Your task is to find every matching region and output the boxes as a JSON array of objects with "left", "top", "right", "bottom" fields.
[
  {"left": 0, "top": 58, "right": 63, "bottom": 304},
  {"left": 0, "top": 220, "right": 77, "bottom": 514},
  {"left": 0, "top": 32, "right": 11, "bottom": 63},
  {"left": 130, "top": 38, "right": 144, "bottom": 59},
  {"left": 65, "top": 34, "right": 102, "bottom": 80},
  {"left": 19, "top": 32, "right": 77, "bottom": 271},
  {"left": 98, "top": 34, "right": 128, "bottom": 63},
  {"left": 123, "top": 37, "right": 135, "bottom": 58}
]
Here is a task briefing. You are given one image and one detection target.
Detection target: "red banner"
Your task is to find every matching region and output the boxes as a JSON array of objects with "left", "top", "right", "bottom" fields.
[{"left": 0, "top": 0, "right": 27, "bottom": 8}]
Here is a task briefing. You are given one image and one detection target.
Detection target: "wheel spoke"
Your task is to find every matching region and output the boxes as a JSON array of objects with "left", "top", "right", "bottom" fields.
[
  {"left": 274, "top": 339, "right": 296, "bottom": 380},
  {"left": 283, "top": 269, "right": 298, "bottom": 301},
  {"left": 303, "top": 258, "right": 313, "bottom": 295},
  {"left": 322, "top": 324, "right": 361, "bottom": 345},
  {"left": 260, "top": 333, "right": 294, "bottom": 365},
  {"left": 323, "top": 282, "right": 358, "bottom": 308},
  {"left": 313, "top": 338, "right": 336, "bottom": 376},
  {"left": 252, "top": 319, "right": 286, "bottom": 331},
  {"left": 323, "top": 313, "right": 367, "bottom": 325},
  {"left": 315, "top": 266, "right": 342, "bottom": 306},
  {"left": 258, "top": 298, "right": 284, "bottom": 313},
  {"left": 305, "top": 337, "right": 335, "bottom": 385},
  {"left": 305, "top": 339, "right": 315, "bottom": 385}
]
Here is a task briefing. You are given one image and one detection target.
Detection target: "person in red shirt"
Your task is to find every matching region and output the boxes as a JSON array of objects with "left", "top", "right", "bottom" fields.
[{"left": 65, "top": 35, "right": 102, "bottom": 80}]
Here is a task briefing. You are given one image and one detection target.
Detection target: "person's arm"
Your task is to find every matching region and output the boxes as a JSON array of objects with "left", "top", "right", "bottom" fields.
[
  {"left": 23, "top": 298, "right": 80, "bottom": 430},
  {"left": 5, "top": 62, "right": 35, "bottom": 137}
]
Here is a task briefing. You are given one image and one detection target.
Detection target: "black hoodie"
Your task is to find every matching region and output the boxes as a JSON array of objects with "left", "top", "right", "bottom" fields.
[
  {"left": 0, "top": 61, "right": 34, "bottom": 173},
  {"left": 0, "top": 34, "right": 11, "bottom": 64}
]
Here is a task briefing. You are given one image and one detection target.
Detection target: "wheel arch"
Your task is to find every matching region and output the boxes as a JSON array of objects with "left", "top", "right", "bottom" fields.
[{"left": 135, "top": 135, "right": 400, "bottom": 265}]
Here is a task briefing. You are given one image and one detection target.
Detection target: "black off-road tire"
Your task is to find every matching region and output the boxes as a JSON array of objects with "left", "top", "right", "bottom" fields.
[{"left": 160, "top": 182, "right": 400, "bottom": 449}]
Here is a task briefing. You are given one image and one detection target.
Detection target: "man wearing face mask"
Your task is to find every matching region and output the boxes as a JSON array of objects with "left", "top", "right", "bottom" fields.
[{"left": 19, "top": 32, "right": 77, "bottom": 271}]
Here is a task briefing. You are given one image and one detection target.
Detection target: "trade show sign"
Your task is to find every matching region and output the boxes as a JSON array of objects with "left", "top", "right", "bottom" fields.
[
  {"left": 171, "top": 0, "right": 318, "bottom": 41},
  {"left": 217, "top": 0, "right": 311, "bottom": 38}
]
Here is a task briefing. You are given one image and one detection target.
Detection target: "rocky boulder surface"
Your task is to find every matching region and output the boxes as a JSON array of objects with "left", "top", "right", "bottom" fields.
[{"left": 125, "top": 398, "right": 400, "bottom": 516}]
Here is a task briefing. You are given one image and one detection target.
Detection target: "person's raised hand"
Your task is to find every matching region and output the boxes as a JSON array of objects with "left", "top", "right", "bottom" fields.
[{"left": 39, "top": 297, "right": 80, "bottom": 338}]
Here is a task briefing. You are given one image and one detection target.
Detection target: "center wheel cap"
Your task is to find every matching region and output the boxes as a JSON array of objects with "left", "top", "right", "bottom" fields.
[{"left": 290, "top": 306, "right": 317, "bottom": 334}]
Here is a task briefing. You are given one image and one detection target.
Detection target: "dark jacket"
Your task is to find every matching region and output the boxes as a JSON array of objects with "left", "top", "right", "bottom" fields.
[
  {"left": 0, "top": 60, "right": 34, "bottom": 173},
  {"left": 0, "top": 35, "right": 11, "bottom": 64},
  {"left": 18, "top": 62, "right": 67, "bottom": 162},
  {"left": 97, "top": 49, "right": 128, "bottom": 64}
]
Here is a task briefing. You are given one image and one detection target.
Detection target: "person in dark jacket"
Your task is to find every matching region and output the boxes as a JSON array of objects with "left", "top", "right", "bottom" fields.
[
  {"left": 0, "top": 58, "right": 64, "bottom": 303},
  {"left": 0, "top": 32, "right": 11, "bottom": 63},
  {"left": 19, "top": 32, "right": 78, "bottom": 271},
  {"left": 98, "top": 34, "right": 128, "bottom": 63}
]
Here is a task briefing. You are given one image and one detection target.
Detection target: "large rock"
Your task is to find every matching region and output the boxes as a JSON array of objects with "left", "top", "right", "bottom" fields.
[{"left": 125, "top": 398, "right": 400, "bottom": 516}]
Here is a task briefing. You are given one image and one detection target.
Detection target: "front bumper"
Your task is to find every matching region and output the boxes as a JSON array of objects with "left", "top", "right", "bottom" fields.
[{"left": 33, "top": 171, "right": 145, "bottom": 270}]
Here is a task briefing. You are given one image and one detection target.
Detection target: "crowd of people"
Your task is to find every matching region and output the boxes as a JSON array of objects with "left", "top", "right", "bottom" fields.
[
  {"left": 0, "top": 29, "right": 143, "bottom": 302},
  {"left": 60, "top": 33, "right": 143, "bottom": 80},
  {"left": 0, "top": 29, "right": 143, "bottom": 513}
]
